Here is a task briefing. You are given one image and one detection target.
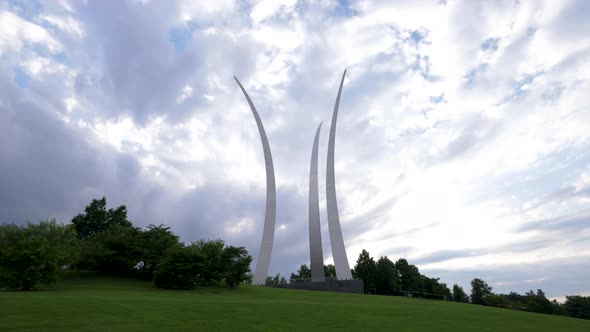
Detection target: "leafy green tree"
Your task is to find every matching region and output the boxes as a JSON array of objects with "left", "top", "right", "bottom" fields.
[
  {"left": 324, "top": 264, "right": 336, "bottom": 277},
  {"left": 485, "top": 294, "right": 511, "bottom": 307},
  {"left": 153, "top": 244, "right": 205, "bottom": 290},
  {"left": 136, "top": 224, "right": 180, "bottom": 276},
  {"left": 452, "top": 284, "right": 469, "bottom": 302},
  {"left": 297, "top": 264, "right": 311, "bottom": 279},
  {"left": 524, "top": 289, "right": 555, "bottom": 314},
  {"left": 564, "top": 296, "right": 590, "bottom": 319},
  {"left": 196, "top": 239, "right": 225, "bottom": 285},
  {"left": 470, "top": 278, "right": 493, "bottom": 305},
  {"left": 374, "top": 256, "right": 397, "bottom": 295},
  {"left": 79, "top": 224, "right": 141, "bottom": 274},
  {"left": 354, "top": 249, "right": 377, "bottom": 294},
  {"left": 0, "top": 220, "right": 79, "bottom": 290},
  {"left": 395, "top": 258, "right": 421, "bottom": 292},
  {"left": 420, "top": 276, "right": 451, "bottom": 300},
  {"left": 289, "top": 264, "right": 311, "bottom": 282},
  {"left": 221, "top": 246, "right": 252, "bottom": 288},
  {"left": 267, "top": 273, "right": 283, "bottom": 286},
  {"left": 194, "top": 239, "right": 226, "bottom": 284},
  {"left": 71, "top": 197, "right": 132, "bottom": 240},
  {"left": 506, "top": 291, "right": 525, "bottom": 305}
]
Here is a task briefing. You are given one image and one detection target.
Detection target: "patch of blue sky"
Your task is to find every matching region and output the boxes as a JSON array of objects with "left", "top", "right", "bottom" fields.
[
  {"left": 52, "top": 52, "right": 66, "bottom": 64},
  {"left": 168, "top": 21, "right": 202, "bottom": 52},
  {"left": 331, "top": 0, "right": 358, "bottom": 17},
  {"left": 236, "top": 0, "right": 253, "bottom": 16},
  {"left": 6, "top": 0, "right": 42, "bottom": 20},
  {"left": 31, "top": 45, "right": 67, "bottom": 64},
  {"left": 497, "top": 72, "right": 543, "bottom": 104},
  {"left": 13, "top": 67, "right": 30, "bottom": 88},
  {"left": 463, "top": 63, "right": 488, "bottom": 87},
  {"left": 416, "top": 55, "right": 434, "bottom": 80},
  {"left": 481, "top": 37, "right": 499, "bottom": 51},
  {"left": 429, "top": 95, "right": 445, "bottom": 103},
  {"left": 514, "top": 73, "right": 538, "bottom": 89},
  {"left": 527, "top": 26, "right": 537, "bottom": 36},
  {"left": 410, "top": 30, "right": 426, "bottom": 43}
]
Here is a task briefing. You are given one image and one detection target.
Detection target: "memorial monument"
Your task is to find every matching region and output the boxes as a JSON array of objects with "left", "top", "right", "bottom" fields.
[{"left": 235, "top": 71, "right": 360, "bottom": 291}]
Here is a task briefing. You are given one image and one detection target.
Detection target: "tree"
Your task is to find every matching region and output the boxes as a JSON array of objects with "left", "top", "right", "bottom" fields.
[
  {"left": 354, "top": 250, "right": 377, "bottom": 294},
  {"left": 324, "top": 264, "right": 336, "bottom": 278},
  {"left": 194, "top": 239, "right": 226, "bottom": 284},
  {"left": 221, "top": 246, "right": 252, "bottom": 288},
  {"left": 0, "top": 220, "right": 79, "bottom": 290},
  {"left": 470, "top": 278, "right": 493, "bottom": 305},
  {"left": 297, "top": 264, "right": 311, "bottom": 279},
  {"left": 153, "top": 244, "right": 205, "bottom": 290},
  {"left": 523, "top": 289, "right": 555, "bottom": 314},
  {"left": 71, "top": 197, "right": 132, "bottom": 240},
  {"left": 564, "top": 296, "right": 590, "bottom": 320},
  {"left": 395, "top": 258, "right": 421, "bottom": 293},
  {"left": 374, "top": 256, "right": 397, "bottom": 295},
  {"left": 289, "top": 264, "right": 311, "bottom": 282},
  {"left": 79, "top": 224, "right": 141, "bottom": 274},
  {"left": 135, "top": 224, "right": 180, "bottom": 277},
  {"left": 421, "top": 276, "right": 451, "bottom": 300},
  {"left": 266, "top": 273, "right": 283, "bottom": 286},
  {"left": 452, "top": 284, "right": 469, "bottom": 303}
]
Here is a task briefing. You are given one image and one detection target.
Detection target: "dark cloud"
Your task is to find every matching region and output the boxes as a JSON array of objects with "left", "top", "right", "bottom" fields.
[
  {"left": 64, "top": 1, "right": 259, "bottom": 125},
  {"left": 0, "top": 66, "right": 142, "bottom": 224}
]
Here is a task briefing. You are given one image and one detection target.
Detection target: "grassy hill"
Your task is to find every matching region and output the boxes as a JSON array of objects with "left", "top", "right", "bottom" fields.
[{"left": 1, "top": 273, "right": 588, "bottom": 331}]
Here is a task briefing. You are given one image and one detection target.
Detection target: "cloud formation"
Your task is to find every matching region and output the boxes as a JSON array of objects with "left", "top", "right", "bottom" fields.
[{"left": 1, "top": 0, "right": 589, "bottom": 299}]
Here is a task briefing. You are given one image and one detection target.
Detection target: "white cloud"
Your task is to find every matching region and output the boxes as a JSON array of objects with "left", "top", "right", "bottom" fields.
[
  {"left": 250, "top": 0, "right": 297, "bottom": 24},
  {"left": 41, "top": 14, "right": 85, "bottom": 38},
  {"left": 0, "top": 11, "right": 62, "bottom": 55},
  {"left": 175, "top": 84, "right": 193, "bottom": 104}
]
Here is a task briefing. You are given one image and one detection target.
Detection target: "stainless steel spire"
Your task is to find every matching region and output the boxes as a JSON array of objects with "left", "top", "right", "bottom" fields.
[
  {"left": 234, "top": 77, "right": 276, "bottom": 285},
  {"left": 309, "top": 122, "right": 325, "bottom": 282},
  {"left": 326, "top": 69, "right": 352, "bottom": 280}
]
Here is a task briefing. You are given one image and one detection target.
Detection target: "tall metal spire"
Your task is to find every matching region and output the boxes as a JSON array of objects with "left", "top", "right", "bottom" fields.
[
  {"left": 326, "top": 69, "right": 352, "bottom": 280},
  {"left": 234, "top": 77, "right": 277, "bottom": 285},
  {"left": 309, "top": 122, "right": 325, "bottom": 282}
]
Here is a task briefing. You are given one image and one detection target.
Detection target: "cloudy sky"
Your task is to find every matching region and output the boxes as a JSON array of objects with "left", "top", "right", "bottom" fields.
[{"left": 1, "top": 0, "right": 589, "bottom": 300}]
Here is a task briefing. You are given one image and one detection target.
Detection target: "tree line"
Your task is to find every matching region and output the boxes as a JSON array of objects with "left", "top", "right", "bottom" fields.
[
  {"left": 2, "top": 198, "right": 588, "bottom": 320},
  {"left": 0, "top": 197, "right": 252, "bottom": 290},
  {"left": 280, "top": 249, "right": 590, "bottom": 320}
]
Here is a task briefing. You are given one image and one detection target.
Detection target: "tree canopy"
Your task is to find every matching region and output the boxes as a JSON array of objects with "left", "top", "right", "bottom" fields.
[
  {"left": 4, "top": 197, "right": 251, "bottom": 290},
  {"left": 470, "top": 278, "right": 493, "bottom": 305},
  {"left": 71, "top": 197, "right": 132, "bottom": 240},
  {"left": 0, "top": 220, "right": 79, "bottom": 290}
]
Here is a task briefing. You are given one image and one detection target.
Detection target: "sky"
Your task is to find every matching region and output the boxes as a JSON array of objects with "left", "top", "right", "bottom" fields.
[{"left": 1, "top": 0, "right": 589, "bottom": 301}]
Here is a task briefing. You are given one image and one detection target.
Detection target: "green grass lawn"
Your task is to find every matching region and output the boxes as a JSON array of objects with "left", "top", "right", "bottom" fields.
[{"left": 1, "top": 273, "right": 588, "bottom": 331}]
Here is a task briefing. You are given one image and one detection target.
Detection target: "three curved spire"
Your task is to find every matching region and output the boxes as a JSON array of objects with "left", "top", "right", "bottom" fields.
[{"left": 234, "top": 70, "right": 351, "bottom": 284}]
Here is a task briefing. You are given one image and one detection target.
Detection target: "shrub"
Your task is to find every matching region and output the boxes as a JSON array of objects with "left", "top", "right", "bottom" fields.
[
  {"left": 153, "top": 245, "right": 205, "bottom": 290},
  {"left": 0, "top": 220, "right": 79, "bottom": 290}
]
